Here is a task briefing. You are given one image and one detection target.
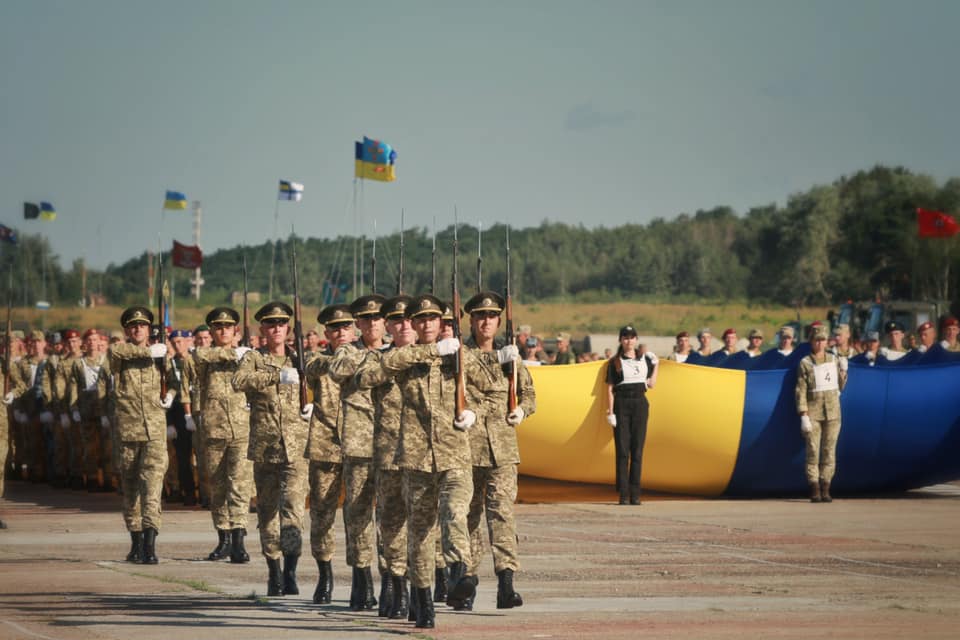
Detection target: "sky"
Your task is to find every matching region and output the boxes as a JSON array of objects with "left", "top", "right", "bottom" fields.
[{"left": 2, "top": 0, "right": 959, "bottom": 270}]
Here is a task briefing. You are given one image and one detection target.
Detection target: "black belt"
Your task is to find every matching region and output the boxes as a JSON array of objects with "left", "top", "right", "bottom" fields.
[{"left": 614, "top": 384, "right": 645, "bottom": 397}]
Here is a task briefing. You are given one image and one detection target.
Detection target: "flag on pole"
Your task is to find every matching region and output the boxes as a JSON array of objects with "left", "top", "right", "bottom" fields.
[
  {"left": 0, "top": 224, "right": 17, "bottom": 245},
  {"left": 278, "top": 180, "right": 304, "bottom": 201},
  {"left": 354, "top": 136, "right": 397, "bottom": 182},
  {"left": 23, "top": 203, "right": 39, "bottom": 220},
  {"left": 917, "top": 208, "right": 960, "bottom": 238},
  {"left": 163, "top": 190, "right": 188, "bottom": 210},
  {"left": 171, "top": 240, "right": 203, "bottom": 268},
  {"left": 40, "top": 202, "right": 56, "bottom": 221}
]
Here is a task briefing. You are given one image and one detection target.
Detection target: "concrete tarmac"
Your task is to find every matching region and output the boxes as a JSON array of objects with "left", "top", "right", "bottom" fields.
[{"left": 1, "top": 478, "right": 958, "bottom": 639}]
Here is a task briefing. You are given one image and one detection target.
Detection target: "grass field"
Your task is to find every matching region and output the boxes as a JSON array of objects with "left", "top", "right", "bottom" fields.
[{"left": 9, "top": 300, "right": 832, "bottom": 342}]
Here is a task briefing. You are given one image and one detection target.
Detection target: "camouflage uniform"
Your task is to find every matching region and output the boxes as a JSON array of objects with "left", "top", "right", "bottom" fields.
[
  {"left": 795, "top": 352, "right": 847, "bottom": 486},
  {"left": 194, "top": 346, "right": 252, "bottom": 531},
  {"left": 1, "top": 359, "right": 27, "bottom": 499},
  {"left": 463, "top": 338, "right": 536, "bottom": 576},
  {"left": 12, "top": 352, "right": 54, "bottom": 481},
  {"left": 303, "top": 347, "right": 343, "bottom": 563},
  {"left": 379, "top": 342, "right": 494, "bottom": 589},
  {"left": 53, "top": 352, "right": 84, "bottom": 486},
  {"left": 329, "top": 342, "right": 383, "bottom": 569},
  {"left": 108, "top": 342, "right": 170, "bottom": 532},
  {"left": 66, "top": 353, "right": 109, "bottom": 486},
  {"left": 232, "top": 348, "right": 309, "bottom": 560}
]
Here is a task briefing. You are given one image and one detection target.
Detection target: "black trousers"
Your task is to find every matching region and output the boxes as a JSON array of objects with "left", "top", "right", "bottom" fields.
[
  {"left": 168, "top": 401, "right": 196, "bottom": 501},
  {"left": 613, "top": 393, "right": 649, "bottom": 498}
]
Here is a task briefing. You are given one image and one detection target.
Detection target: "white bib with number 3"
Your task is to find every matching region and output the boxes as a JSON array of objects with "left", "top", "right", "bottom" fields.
[{"left": 812, "top": 361, "right": 839, "bottom": 392}]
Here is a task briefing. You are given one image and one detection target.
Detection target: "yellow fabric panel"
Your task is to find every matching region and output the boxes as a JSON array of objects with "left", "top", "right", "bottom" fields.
[
  {"left": 518, "top": 360, "right": 743, "bottom": 496},
  {"left": 354, "top": 159, "right": 396, "bottom": 182}
]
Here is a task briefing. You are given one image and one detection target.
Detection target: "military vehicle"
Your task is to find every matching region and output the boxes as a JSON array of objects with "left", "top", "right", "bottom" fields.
[{"left": 829, "top": 299, "right": 954, "bottom": 339}]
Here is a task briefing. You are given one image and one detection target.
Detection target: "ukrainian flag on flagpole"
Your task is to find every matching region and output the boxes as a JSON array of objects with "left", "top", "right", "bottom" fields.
[
  {"left": 163, "top": 190, "right": 188, "bottom": 210},
  {"left": 278, "top": 180, "right": 304, "bottom": 201},
  {"left": 40, "top": 202, "right": 56, "bottom": 221},
  {"left": 354, "top": 137, "right": 397, "bottom": 182}
]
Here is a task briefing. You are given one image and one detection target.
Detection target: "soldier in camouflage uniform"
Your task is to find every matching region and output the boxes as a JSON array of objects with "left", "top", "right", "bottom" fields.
[
  {"left": 328, "top": 293, "right": 387, "bottom": 611},
  {"left": 109, "top": 306, "right": 176, "bottom": 564},
  {"left": 303, "top": 304, "right": 353, "bottom": 605},
  {"left": 378, "top": 293, "right": 496, "bottom": 629},
  {"left": 796, "top": 324, "right": 848, "bottom": 503},
  {"left": 2, "top": 339, "right": 28, "bottom": 528},
  {"left": 194, "top": 307, "right": 254, "bottom": 563},
  {"left": 232, "top": 301, "right": 311, "bottom": 597},
  {"left": 462, "top": 291, "right": 536, "bottom": 610},
  {"left": 53, "top": 329, "right": 85, "bottom": 490},
  {"left": 167, "top": 329, "right": 198, "bottom": 505},
  {"left": 354, "top": 294, "right": 415, "bottom": 618},
  {"left": 11, "top": 331, "right": 54, "bottom": 483},
  {"left": 65, "top": 329, "right": 110, "bottom": 491}
]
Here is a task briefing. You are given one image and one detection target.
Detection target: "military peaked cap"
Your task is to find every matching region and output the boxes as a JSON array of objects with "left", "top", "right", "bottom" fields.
[
  {"left": 409, "top": 294, "right": 444, "bottom": 318},
  {"left": 810, "top": 325, "right": 829, "bottom": 340},
  {"left": 121, "top": 306, "right": 154, "bottom": 327},
  {"left": 255, "top": 301, "right": 293, "bottom": 323},
  {"left": 206, "top": 307, "right": 240, "bottom": 326},
  {"left": 464, "top": 291, "right": 505, "bottom": 315},
  {"left": 317, "top": 304, "right": 354, "bottom": 327},
  {"left": 349, "top": 294, "right": 387, "bottom": 318},
  {"left": 382, "top": 295, "right": 413, "bottom": 320}
]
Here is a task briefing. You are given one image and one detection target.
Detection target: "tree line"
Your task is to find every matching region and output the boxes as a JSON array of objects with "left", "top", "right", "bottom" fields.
[{"left": 3, "top": 165, "right": 958, "bottom": 310}]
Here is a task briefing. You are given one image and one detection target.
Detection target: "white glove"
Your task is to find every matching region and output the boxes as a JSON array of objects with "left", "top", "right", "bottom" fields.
[
  {"left": 279, "top": 367, "right": 300, "bottom": 385},
  {"left": 59, "top": 413, "right": 71, "bottom": 429},
  {"left": 3, "top": 391, "right": 14, "bottom": 405},
  {"left": 300, "top": 404, "right": 314, "bottom": 421},
  {"left": 235, "top": 346, "right": 252, "bottom": 360},
  {"left": 149, "top": 343, "right": 167, "bottom": 358},
  {"left": 606, "top": 413, "right": 617, "bottom": 427},
  {"left": 39, "top": 410, "right": 54, "bottom": 425},
  {"left": 917, "top": 344, "right": 928, "bottom": 354},
  {"left": 497, "top": 344, "right": 520, "bottom": 364},
  {"left": 72, "top": 409, "right": 82, "bottom": 423},
  {"left": 506, "top": 407, "right": 525, "bottom": 425},
  {"left": 800, "top": 415, "right": 812, "bottom": 434},
  {"left": 100, "top": 415, "right": 111, "bottom": 429},
  {"left": 866, "top": 351, "right": 875, "bottom": 362},
  {"left": 160, "top": 390, "right": 175, "bottom": 409},
  {"left": 838, "top": 357, "right": 848, "bottom": 372},
  {"left": 167, "top": 425, "right": 177, "bottom": 440},
  {"left": 436, "top": 338, "right": 461, "bottom": 356},
  {"left": 453, "top": 409, "right": 476, "bottom": 431},
  {"left": 184, "top": 414, "right": 196, "bottom": 432},
  {"left": 14, "top": 410, "right": 27, "bottom": 424},
  {"left": 940, "top": 340, "right": 950, "bottom": 350}
]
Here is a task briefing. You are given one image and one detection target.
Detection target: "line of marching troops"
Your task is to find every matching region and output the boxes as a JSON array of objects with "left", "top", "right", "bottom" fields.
[{"left": 1, "top": 290, "right": 535, "bottom": 630}]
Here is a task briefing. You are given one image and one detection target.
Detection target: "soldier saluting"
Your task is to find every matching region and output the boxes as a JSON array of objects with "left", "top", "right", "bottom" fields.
[{"left": 232, "top": 301, "right": 311, "bottom": 597}]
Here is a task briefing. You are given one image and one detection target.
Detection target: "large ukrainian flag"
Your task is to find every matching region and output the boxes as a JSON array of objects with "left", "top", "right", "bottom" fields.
[
  {"left": 354, "top": 137, "right": 397, "bottom": 182},
  {"left": 163, "top": 190, "right": 188, "bottom": 210}
]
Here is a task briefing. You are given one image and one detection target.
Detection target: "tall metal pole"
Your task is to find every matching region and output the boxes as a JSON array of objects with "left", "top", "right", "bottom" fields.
[{"left": 191, "top": 200, "right": 204, "bottom": 301}]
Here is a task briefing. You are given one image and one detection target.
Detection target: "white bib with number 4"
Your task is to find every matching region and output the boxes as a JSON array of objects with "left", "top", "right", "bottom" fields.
[{"left": 812, "top": 361, "right": 839, "bottom": 392}]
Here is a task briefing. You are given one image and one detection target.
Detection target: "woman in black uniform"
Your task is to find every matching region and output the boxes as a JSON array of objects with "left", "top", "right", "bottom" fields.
[{"left": 605, "top": 325, "right": 658, "bottom": 505}]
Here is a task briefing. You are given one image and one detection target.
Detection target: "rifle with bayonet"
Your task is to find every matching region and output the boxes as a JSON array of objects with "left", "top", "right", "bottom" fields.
[
  {"left": 505, "top": 225, "right": 518, "bottom": 413},
  {"left": 290, "top": 240, "right": 309, "bottom": 412},
  {"left": 476, "top": 221, "right": 482, "bottom": 294},
  {"left": 242, "top": 254, "right": 250, "bottom": 347},
  {"left": 430, "top": 218, "right": 437, "bottom": 295},
  {"left": 396, "top": 211, "right": 405, "bottom": 295},
  {"left": 4, "top": 269, "right": 13, "bottom": 396},
  {"left": 371, "top": 221, "right": 378, "bottom": 294},
  {"left": 155, "top": 253, "right": 169, "bottom": 401},
  {"left": 452, "top": 213, "right": 466, "bottom": 418}
]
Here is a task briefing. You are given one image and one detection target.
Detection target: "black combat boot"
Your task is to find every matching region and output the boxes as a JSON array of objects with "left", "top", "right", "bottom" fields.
[
  {"left": 362, "top": 567, "right": 377, "bottom": 609},
  {"left": 390, "top": 575, "right": 409, "bottom": 620},
  {"left": 266, "top": 558, "right": 284, "bottom": 596},
  {"left": 349, "top": 567, "right": 363, "bottom": 610},
  {"left": 414, "top": 587, "right": 435, "bottom": 628},
  {"left": 459, "top": 576, "right": 477, "bottom": 611},
  {"left": 496, "top": 568, "right": 523, "bottom": 609},
  {"left": 208, "top": 529, "right": 231, "bottom": 561},
  {"left": 809, "top": 482, "right": 822, "bottom": 503},
  {"left": 126, "top": 530, "right": 143, "bottom": 563},
  {"left": 407, "top": 582, "right": 418, "bottom": 622},
  {"left": 313, "top": 559, "right": 333, "bottom": 604},
  {"left": 820, "top": 480, "right": 833, "bottom": 503},
  {"left": 230, "top": 528, "right": 249, "bottom": 563},
  {"left": 140, "top": 528, "right": 158, "bottom": 564},
  {"left": 282, "top": 554, "right": 300, "bottom": 595},
  {"left": 433, "top": 566, "right": 449, "bottom": 602},
  {"left": 445, "top": 561, "right": 476, "bottom": 610},
  {"left": 378, "top": 571, "right": 394, "bottom": 617}
]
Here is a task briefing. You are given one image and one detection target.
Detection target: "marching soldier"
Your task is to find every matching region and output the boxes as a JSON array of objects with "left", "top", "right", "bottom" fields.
[
  {"left": 462, "top": 291, "right": 535, "bottom": 610},
  {"left": 194, "top": 307, "right": 254, "bottom": 563},
  {"left": 796, "top": 325, "right": 848, "bottom": 503},
  {"left": 328, "top": 293, "right": 387, "bottom": 611},
  {"left": 12, "top": 331, "right": 54, "bottom": 483},
  {"left": 303, "top": 304, "right": 353, "bottom": 605},
  {"left": 353, "top": 294, "right": 416, "bottom": 618},
  {"left": 232, "top": 301, "right": 311, "bottom": 596},
  {"left": 378, "top": 293, "right": 494, "bottom": 629},
  {"left": 109, "top": 306, "right": 175, "bottom": 563}
]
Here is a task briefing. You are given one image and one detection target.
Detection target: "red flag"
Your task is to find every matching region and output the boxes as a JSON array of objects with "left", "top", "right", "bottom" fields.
[
  {"left": 917, "top": 208, "right": 960, "bottom": 238},
  {"left": 171, "top": 240, "right": 203, "bottom": 268}
]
